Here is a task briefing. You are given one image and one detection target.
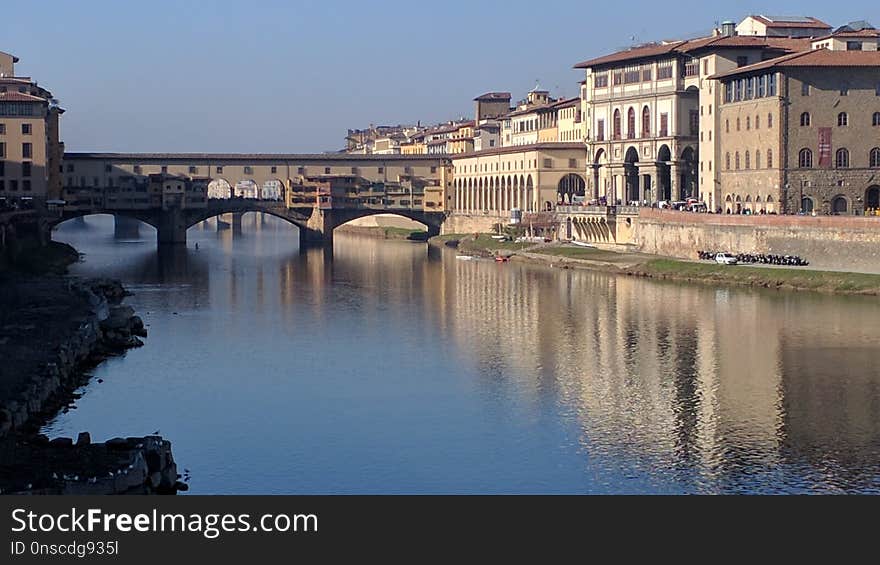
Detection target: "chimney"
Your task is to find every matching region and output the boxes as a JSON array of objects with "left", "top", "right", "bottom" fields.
[{"left": 721, "top": 21, "right": 736, "bottom": 37}]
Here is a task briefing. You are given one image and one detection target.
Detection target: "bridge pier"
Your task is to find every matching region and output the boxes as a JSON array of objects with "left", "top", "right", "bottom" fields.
[
  {"left": 156, "top": 208, "right": 188, "bottom": 245},
  {"left": 232, "top": 212, "right": 243, "bottom": 235},
  {"left": 113, "top": 215, "right": 141, "bottom": 239}
]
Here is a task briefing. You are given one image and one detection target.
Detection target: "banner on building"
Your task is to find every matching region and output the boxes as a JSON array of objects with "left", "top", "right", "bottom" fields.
[{"left": 818, "top": 127, "right": 832, "bottom": 168}]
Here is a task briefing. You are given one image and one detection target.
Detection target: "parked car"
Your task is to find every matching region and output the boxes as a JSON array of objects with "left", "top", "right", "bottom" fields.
[{"left": 715, "top": 252, "right": 738, "bottom": 265}]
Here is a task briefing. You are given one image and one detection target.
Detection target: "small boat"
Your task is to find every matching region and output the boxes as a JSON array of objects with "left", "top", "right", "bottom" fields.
[{"left": 494, "top": 255, "right": 510, "bottom": 263}]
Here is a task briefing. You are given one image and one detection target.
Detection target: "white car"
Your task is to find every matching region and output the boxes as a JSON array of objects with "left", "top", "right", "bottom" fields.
[{"left": 715, "top": 253, "right": 738, "bottom": 265}]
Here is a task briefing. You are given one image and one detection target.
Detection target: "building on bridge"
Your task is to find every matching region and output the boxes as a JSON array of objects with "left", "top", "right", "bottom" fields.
[{"left": 0, "top": 50, "right": 65, "bottom": 204}]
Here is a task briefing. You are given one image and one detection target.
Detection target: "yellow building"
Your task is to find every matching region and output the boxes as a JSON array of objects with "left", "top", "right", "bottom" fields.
[{"left": 0, "top": 50, "right": 65, "bottom": 202}]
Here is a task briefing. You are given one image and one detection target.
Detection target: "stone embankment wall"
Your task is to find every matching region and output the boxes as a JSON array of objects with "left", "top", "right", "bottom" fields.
[
  {"left": 0, "top": 279, "right": 146, "bottom": 439},
  {"left": 634, "top": 209, "right": 880, "bottom": 272},
  {"left": 441, "top": 213, "right": 503, "bottom": 235}
]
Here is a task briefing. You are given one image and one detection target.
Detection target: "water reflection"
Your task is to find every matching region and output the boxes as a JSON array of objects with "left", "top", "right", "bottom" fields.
[{"left": 48, "top": 214, "right": 880, "bottom": 493}]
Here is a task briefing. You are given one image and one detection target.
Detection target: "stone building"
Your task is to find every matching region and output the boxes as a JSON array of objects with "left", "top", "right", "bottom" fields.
[
  {"left": 712, "top": 49, "right": 880, "bottom": 215},
  {"left": 450, "top": 143, "right": 586, "bottom": 215},
  {"left": 0, "top": 50, "right": 65, "bottom": 202}
]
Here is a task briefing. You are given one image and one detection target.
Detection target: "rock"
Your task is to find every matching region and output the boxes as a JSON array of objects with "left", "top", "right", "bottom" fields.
[
  {"left": 76, "top": 432, "right": 91, "bottom": 446},
  {"left": 49, "top": 437, "right": 73, "bottom": 447}
]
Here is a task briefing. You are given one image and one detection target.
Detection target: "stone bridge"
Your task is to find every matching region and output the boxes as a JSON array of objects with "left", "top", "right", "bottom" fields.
[{"left": 53, "top": 199, "right": 447, "bottom": 245}]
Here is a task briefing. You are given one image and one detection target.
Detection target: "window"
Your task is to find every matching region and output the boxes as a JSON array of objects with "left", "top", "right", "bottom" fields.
[
  {"left": 870, "top": 148, "right": 880, "bottom": 168},
  {"left": 161, "top": 166, "right": 168, "bottom": 173},
  {"left": 735, "top": 152, "right": 740, "bottom": 170},
  {"left": 847, "top": 41, "right": 863, "bottom": 51},
  {"left": 840, "top": 84, "right": 849, "bottom": 96},
  {"left": 270, "top": 166, "right": 277, "bottom": 174},
  {"left": 800, "top": 112, "right": 811, "bottom": 126},
  {"left": 596, "top": 119, "right": 605, "bottom": 141},
  {"left": 746, "top": 77, "right": 754, "bottom": 99},
  {"left": 657, "top": 64, "right": 673, "bottom": 79},
  {"left": 297, "top": 167, "right": 305, "bottom": 175},
  {"left": 133, "top": 165, "right": 141, "bottom": 174},
  {"left": 746, "top": 116, "right": 751, "bottom": 130},
  {"left": 642, "top": 67, "right": 652, "bottom": 81},
  {"left": 725, "top": 119, "right": 729, "bottom": 133},
  {"left": 876, "top": 82, "right": 880, "bottom": 96},
  {"left": 756, "top": 150, "right": 761, "bottom": 169},
  {"left": 768, "top": 74, "right": 777, "bottom": 96},
  {"left": 689, "top": 110, "right": 699, "bottom": 135},
  {"left": 543, "top": 158, "right": 553, "bottom": 168},
  {"left": 0, "top": 123, "right": 4, "bottom": 134},
  {"left": 838, "top": 112, "right": 848, "bottom": 126},
  {"left": 613, "top": 109, "right": 621, "bottom": 140},
  {"left": 22, "top": 142, "right": 32, "bottom": 158},
  {"left": 244, "top": 166, "right": 253, "bottom": 175},
  {"left": 873, "top": 112, "right": 880, "bottom": 126},
  {"left": 22, "top": 180, "right": 30, "bottom": 191},
  {"left": 377, "top": 167, "right": 384, "bottom": 174},
  {"left": 189, "top": 166, "right": 198, "bottom": 174},
  {"left": 660, "top": 113, "right": 668, "bottom": 137},
  {"left": 0, "top": 142, "right": 4, "bottom": 158},
  {"left": 725, "top": 153, "right": 730, "bottom": 170},
  {"left": 594, "top": 74, "right": 608, "bottom": 88},
  {"left": 737, "top": 56, "right": 748, "bottom": 67},
  {"left": 757, "top": 75, "right": 766, "bottom": 97},
  {"left": 801, "top": 82, "right": 810, "bottom": 96},
  {"left": 627, "top": 108, "right": 635, "bottom": 139},
  {"left": 568, "top": 158, "right": 577, "bottom": 168},
  {"left": 755, "top": 115, "right": 760, "bottom": 129},
  {"left": 21, "top": 123, "right": 31, "bottom": 135},
  {"left": 430, "top": 166, "right": 437, "bottom": 173},
  {"left": 10, "top": 180, "right": 17, "bottom": 191},
  {"left": 324, "top": 167, "right": 331, "bottom": 174},
  {"left": 745, "top": 151, "right": 750, "bottom": 169},
  {"left": 0, "top": 161, "right": 4, "bottom": 176},
  {"left": 768, "top": 113, "right": 773, "bottom": 128},
  {"left": 736, "top": 118, "right": 741, "bottom": 131},
  {"left": 798, "top": 148, "right": 813, "bottom": 168},
  {"left": 767, "top": 149, "right": 773, "bottom": 168},
  {"left": 216, "top": 166, "right": 223, "bottom": 174},
  {"left": 613, "top": 71, "right": 623, "bottom": 85},
  {"left": 835, "top": 148, "right": 850, "bottom": 168},
  {"left": 351, "top": 167, "right": 358, "bottom": 174},
  {"left": 22, "top": 161, "right": 31, "bottom": 177}
]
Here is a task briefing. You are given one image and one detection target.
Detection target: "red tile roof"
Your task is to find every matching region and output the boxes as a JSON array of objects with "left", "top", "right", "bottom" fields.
[
  {"left": 474, "top": 92, "right": 511, "bottom": 101},
  {"left": 748, "top": 15, "right": 831, "bottom": 29},
  {"left": 0, "top": 91, "right": 46, "bottom": 103},
  {"left": 710, "top": 49, "right": 880, "bottom": 79},
  {"left": 574, "top": 35, "right": 808, "bottom": 69}
]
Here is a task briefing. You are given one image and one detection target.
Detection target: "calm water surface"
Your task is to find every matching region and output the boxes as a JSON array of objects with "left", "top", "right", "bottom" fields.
[{"left": 47, "top": 214, "right": 880, "bottom": 494}]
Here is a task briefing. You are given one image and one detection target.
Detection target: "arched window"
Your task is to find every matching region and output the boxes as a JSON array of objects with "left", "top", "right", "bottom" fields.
[
  {"left": 798, "top": 148, "right": 813, "bottom": 168},
  {"left": 835, "top": 148, "right": 850, "bottom": 168},
  {"left": 735, "top": 152, "right": 740, "bottom": 170},
  {"left": 755, "top": 115, "right": 760, "bottom": 129},
  {"left": 736, "top": 118, "right": 741, "bottom": 131},
  {"left": 745, "top": 150, "right": 750, "bottom": 169},
  {"left": 767, "top": 149, "right": 773, "bottom": 168},
  {"left": 800, "top": 112, "right": 811, "bottom": 126},
  {"left": 725, "top": 119, "right": 729, "bottom": 133},
  {"left": 746, "top": 117, "right": 751, "bottom": 130},
  {"left": 613, "top": 109, "right": 621, "bottom": 140},
  {"left": 642, "top": 106, "right": 651, "bottom": 137},
  {"left": 725, "top": 152, "right": 731, "bottom": 170},
  {"left": 873, "top": 112, "right": 880, "bottom": 126},
  {"left": 871, "top": 147, "right": 880, "bottom": 168},
  {"left": 838, "top": 112, "right": 848, "bottom": 126},
  {"left": 627, "top": 108, "right": 636, "bottom": 139},
  {"left": 755, "top": 150, "right": 761, "bottom": 169},
  {"left": 768, "top": 113, "right": 773, "bottom": 128}
]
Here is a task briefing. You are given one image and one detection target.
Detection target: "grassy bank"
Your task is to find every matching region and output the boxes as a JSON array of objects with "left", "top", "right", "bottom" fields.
[
  {"left": 633, "top": 259, "right": 880, "bottom": 295},
  {"left": 337, "top": 225, "right": 428, "bottom": 241},
  {"left": 429, "top": 234, "right": 536, "bottom": 255}
]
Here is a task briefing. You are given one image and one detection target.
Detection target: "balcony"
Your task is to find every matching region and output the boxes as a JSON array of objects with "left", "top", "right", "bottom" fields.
[{"left": 684, "top": 62, "right": 699, "bottom": 77}]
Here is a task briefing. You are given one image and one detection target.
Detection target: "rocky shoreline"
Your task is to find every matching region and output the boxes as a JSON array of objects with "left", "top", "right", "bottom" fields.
[{"left": 0, "top": 273, "right": 185, "bottom": 494}]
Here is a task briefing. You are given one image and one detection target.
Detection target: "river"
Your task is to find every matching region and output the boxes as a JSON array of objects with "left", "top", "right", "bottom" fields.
[{"left": 46, "top": 214, "right": 880, "bottom": 494}]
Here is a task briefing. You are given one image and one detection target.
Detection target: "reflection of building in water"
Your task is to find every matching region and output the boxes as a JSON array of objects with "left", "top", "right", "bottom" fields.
[{"left": 446, "top": 259, "right": 880, "bottom": 490}]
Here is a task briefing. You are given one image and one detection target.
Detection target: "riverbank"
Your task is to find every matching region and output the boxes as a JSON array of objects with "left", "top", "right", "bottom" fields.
[
  {"left": 336, "top": 225, "right": 428, "bottom": 241},
  {"left": 431, "top": 234, "right": 880, "bottom": 295},
  {"left": 0, "top": 251, "right": 184, "bottom": 493}
]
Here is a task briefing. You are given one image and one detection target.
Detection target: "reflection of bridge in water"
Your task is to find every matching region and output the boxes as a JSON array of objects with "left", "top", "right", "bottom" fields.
[{"left": 54, "top": 198, "right": 446, "bottom": 246}]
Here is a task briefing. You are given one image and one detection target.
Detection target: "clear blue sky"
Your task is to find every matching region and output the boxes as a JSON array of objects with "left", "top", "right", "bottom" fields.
[{"left": 4, "top": 0, "right": 873, "bottom": 153}]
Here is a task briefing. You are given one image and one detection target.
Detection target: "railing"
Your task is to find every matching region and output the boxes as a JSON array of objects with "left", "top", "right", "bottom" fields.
[{"left": 684, "top": 62, "right": 699, "bottom": 77}]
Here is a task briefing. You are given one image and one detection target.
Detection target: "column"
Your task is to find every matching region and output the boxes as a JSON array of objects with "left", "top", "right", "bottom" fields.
[{"left": 670, "top": 164, "right": 681, "bottom": 201}]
